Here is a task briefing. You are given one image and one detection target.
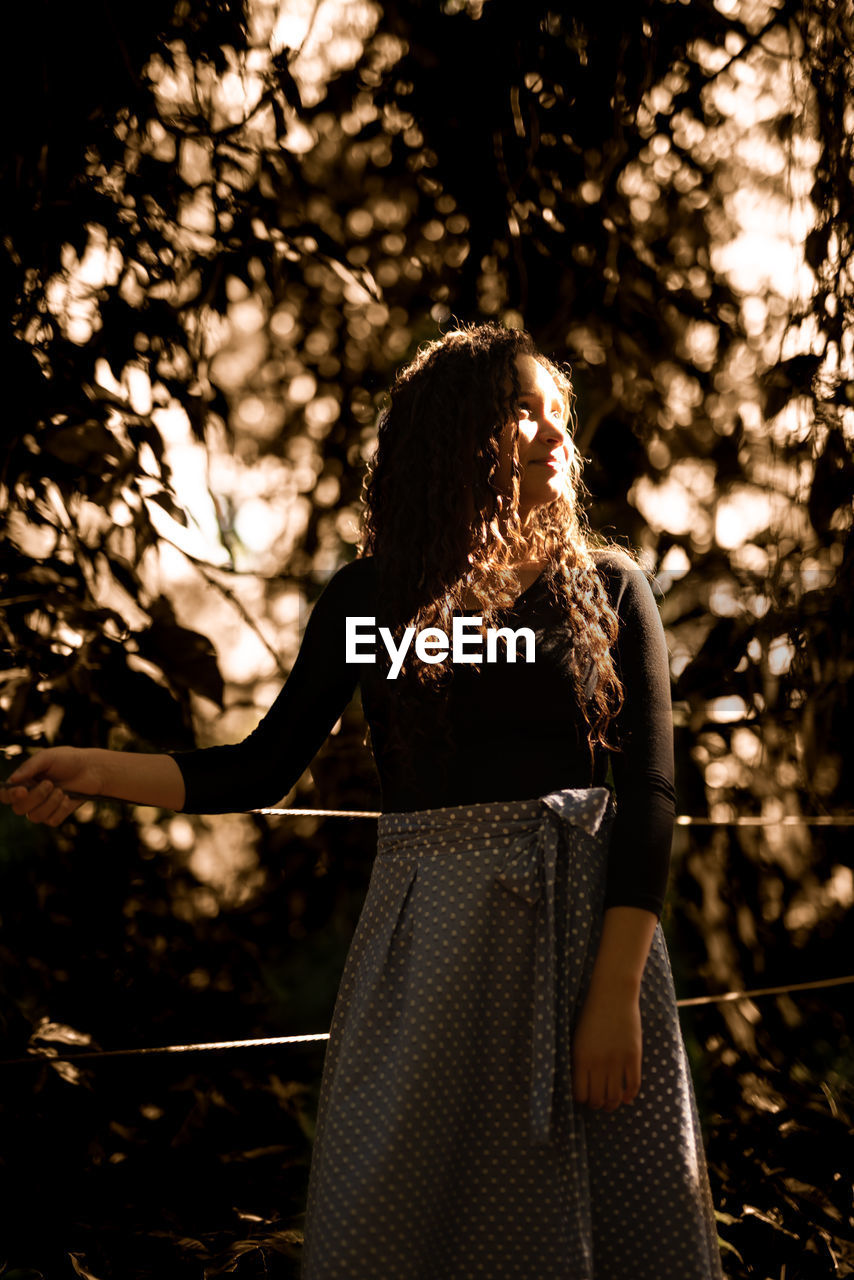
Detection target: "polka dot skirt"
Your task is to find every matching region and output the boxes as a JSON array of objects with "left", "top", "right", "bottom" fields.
[{"left": 300, "top": 788, "right": 724, "bottom": 1279}]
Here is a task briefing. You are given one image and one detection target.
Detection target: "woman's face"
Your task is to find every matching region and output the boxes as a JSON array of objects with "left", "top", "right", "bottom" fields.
[{"left": 495, "top": 353, "right": 572, "bottom": 521}]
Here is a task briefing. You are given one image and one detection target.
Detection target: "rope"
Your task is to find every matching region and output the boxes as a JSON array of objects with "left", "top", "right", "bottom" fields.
[
  {"left": 3, "top": 781, "right": 853, "bottom": 825},
  {"left": 253, "top": 807, "right": 382, "bottom": 818},
  {"left": 672, "top": 815, "right": 854, "bottom": 827},
  {"left": 250, "top": 808, "right": 854, "bottom": 825},
  {"left": 2, "top": 786, "right": 851, "bottom": 1066},
  {"left": 250, "top": 808, "right": 854, "bottom": 826},
  {"left": 0, "top": 1033, "right": 330, "bottom": 1067},
  {"left": 674, "top": 971, "right": 854, "bottom": 1007},
  {"left": 2, "top": 973, "right": 852, "bottom": 1068}
]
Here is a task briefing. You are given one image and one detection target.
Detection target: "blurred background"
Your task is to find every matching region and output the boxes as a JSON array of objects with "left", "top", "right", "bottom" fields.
[{"left": 1, "top": 0, "right": 852, "bottom": 1276}]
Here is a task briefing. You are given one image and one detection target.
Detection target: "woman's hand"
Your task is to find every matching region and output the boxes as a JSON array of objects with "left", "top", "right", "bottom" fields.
[
  {"left": 0, "top": 747, "right": 104, "bottom": 826},
  {"left": 571, "top": 987, "right": 642, "bottom": 1112}
]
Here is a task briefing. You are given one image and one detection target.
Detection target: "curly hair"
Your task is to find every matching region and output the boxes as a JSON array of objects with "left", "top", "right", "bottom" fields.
[{"left": 359, "top": 319, "right": 638, "bottom": 766}]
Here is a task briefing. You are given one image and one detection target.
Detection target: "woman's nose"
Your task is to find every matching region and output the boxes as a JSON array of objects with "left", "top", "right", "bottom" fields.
[{"left": 538, "top": 417, "right": 566, "bottom": 447}]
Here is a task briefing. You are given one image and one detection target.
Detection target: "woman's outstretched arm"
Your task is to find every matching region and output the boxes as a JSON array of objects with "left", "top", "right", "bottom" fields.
[
  {"left": 1, "top": 557, "right": 372, "bottom": 822},
  {"left": 0, "top": 747, "right": 186, "bottom": 823},
  {"left": 165, "top": 558, "right": 368, "bottom": 814}
]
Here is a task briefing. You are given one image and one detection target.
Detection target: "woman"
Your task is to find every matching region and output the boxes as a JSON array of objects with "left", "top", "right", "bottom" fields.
[{"left": 1, "top": 322, "right": 724, "bottom": 1279}]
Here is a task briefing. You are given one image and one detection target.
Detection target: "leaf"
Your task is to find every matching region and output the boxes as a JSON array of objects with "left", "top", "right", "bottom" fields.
[
  {"left": 272, "top": 48, "right": 303, "bottom": 112},
  {"left": 804, "top": 224, "right": 829, "bottom": 272},
  {"left": 26, "top": 1017, "right": 98, "bottom": 1086},
  {"left": 761, "top": 354, "right": 823, "bottom": 420},
  {"left": 672, "top": 615, "right": 753, "bottom": 699},
  {"left": 325, "top": 254, "right": 382, "bottom": 303},
  {"left": 715, "top": 1235, "right": 744, "bottom": 1261},
  {"left": 42, "top": 423, "right": 127, "bottom": 471},
  {"left": 101, "top": 553, "right": 143, "bottom": 600},
  {"left": 127, "top": 420, "right": 168, "bottom": 467},
  {"left": 64, "top": 603, "right": 131, "bottom": 638},
  {"left": 147, "top": 490, "right": 190, "bottom": 527},
  {"left": 135, "top": 598, "right": 225, "bottom": 708},
  {"left": 271, "top": 94, "right": 288, "bottom": 143},
  {"left": 740, "top": 1204, "right": 801, "bottom": 1241},
  {"left": 88, "top": 640, "right": 192, "bottom": 742},
  {"left": 29, "top": 1017, "right": 94, "bottom": 1049},
  {"left": 809, "top": 428, "right": 851, "bottom": 537},
  {"left": 67, "top": 1255, "right": 103, "bottom": 1280}
]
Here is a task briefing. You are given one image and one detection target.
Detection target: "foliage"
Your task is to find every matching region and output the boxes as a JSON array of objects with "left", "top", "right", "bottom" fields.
[{"left": 706, "top": 1050, "right": 854, "bottom": 1278}]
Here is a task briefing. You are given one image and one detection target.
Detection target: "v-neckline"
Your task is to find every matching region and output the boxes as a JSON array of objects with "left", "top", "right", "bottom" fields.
[{"left": 459, "top": 566, "right": 548, "bottom": 613}]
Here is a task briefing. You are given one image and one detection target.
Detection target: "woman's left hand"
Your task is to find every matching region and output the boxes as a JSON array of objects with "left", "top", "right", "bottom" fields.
[{"left": 571, "top": 988, "right": 642, "bottom": 1112}]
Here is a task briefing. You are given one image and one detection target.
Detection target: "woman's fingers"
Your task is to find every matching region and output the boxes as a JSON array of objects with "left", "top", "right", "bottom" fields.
[
  {"left": 2, "top": 779, "right": 66, "bottom": 823},
  {"left": 33, "top": 788, "right": 66, "bottom": 824},
  {"left": 1, "top": 781, "right": 48, "bottom": 816},
  {"left": 588, "top": 1064, "right": 614, "bottom": 1111},
  {"left": 603, "top": 1067, "right": 625, "bottom": 1111},
  {"left": 44, "top": 783, "right": 81, "bottom": 824},
  {"left": 573, "top": 1065, "right": 590, "bottom": 1106},
  {"left": 575, "top": 1057, "right": 639, "bottom": 1112},
  {"left": 598, "top": 1071, "right": 622, "bottom": 1111},
  {"left": 622, "top": 1057, "right": 642, "bottom": 1104},
  {"left": 571, "top": 992, "right": 643, "bottom": 1113},
  {"left": 1, "top": 773, "right": 88, "bottom": 827},
  {"left": 23, "top": 781, "right": 61, "bottom": 822}
]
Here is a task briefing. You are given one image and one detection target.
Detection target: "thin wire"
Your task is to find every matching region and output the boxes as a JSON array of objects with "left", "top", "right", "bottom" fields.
[
  {"left": 2, "top": 779, "right": 851, "bottom": 1064},
  {"left": 250, "top": 808, "right": 852, "bottom": 825},
  {"left": 675, "top": 971, "right": 854, "bottom": 1007},
  {"left": 31, "top": 800, "right": 847, "bottom": 825},
  {"left": 253, "top": 807, "right": 382, "bottom": 818},
  {"left": 0, "top": 1033, "right": 330, "bottom": 1067},
  {"left": 2, "top": 974, "right": 852, "bottom": 1068},
  {"left": 1, "top": 757, "right": 852, "bottom": 825},
  {"left": 672, "top": 815, "right": 854, "bottom": 827}
]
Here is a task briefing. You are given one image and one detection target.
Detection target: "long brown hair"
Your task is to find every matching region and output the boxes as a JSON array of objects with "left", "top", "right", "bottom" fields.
[{"left": 360, "top": 320, "right": 635, "bottom": 762}]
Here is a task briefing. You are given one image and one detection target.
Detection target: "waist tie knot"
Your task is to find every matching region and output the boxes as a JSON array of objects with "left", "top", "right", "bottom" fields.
[{"left": 494, "top": 786, "right": 614, "bottom": 1146}]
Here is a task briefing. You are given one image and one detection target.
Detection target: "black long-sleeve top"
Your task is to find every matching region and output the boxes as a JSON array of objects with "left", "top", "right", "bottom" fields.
[{"left": 167, "top": 549, "right": 676, "bottom": 919}]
